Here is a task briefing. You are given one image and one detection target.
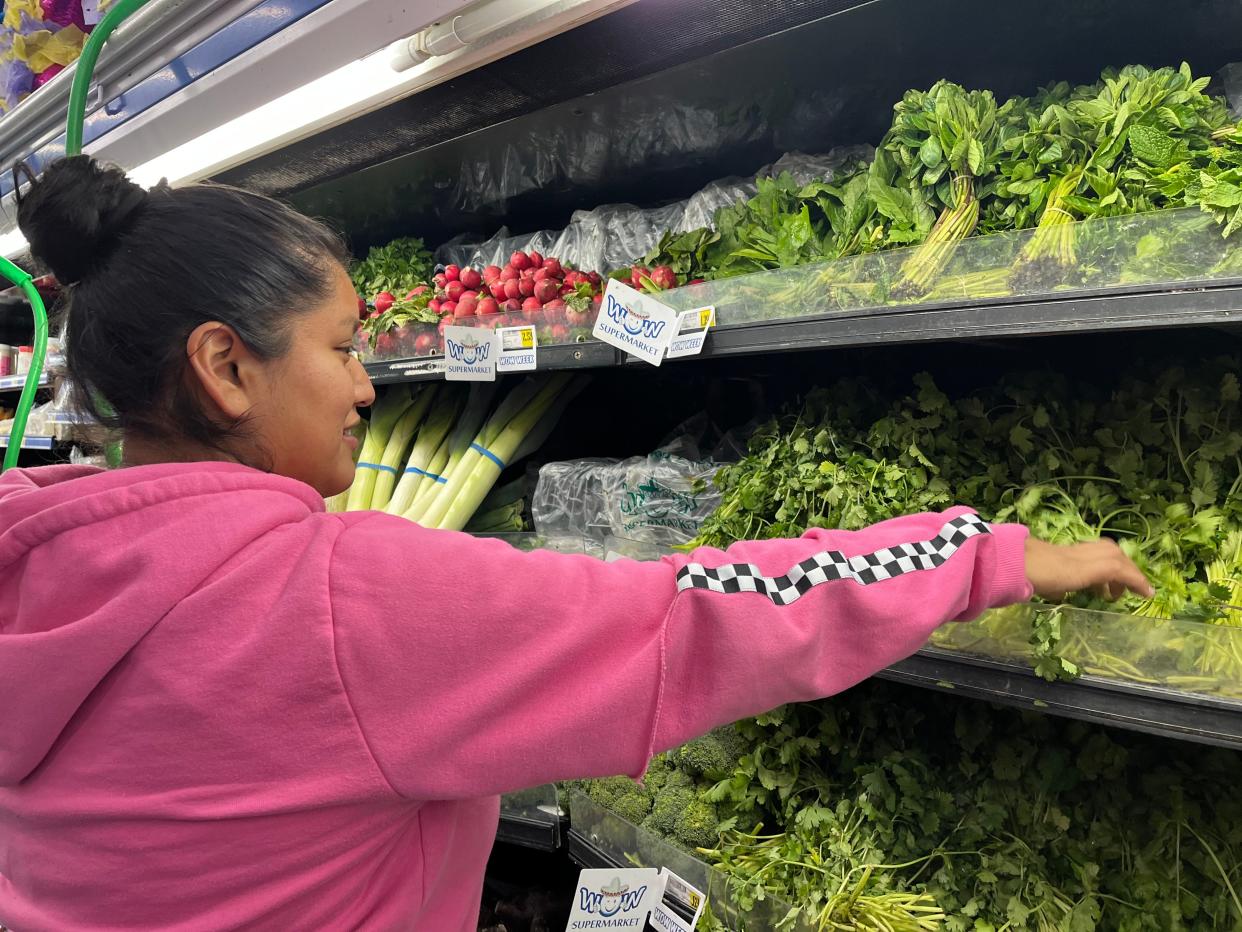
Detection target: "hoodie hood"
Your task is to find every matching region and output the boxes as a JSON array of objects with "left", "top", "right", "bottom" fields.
[{"left": 0, "top": 462, "right": 324, "bottom": 783}]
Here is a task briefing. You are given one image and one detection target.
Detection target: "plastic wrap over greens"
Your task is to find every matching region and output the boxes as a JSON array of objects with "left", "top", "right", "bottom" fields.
[
  {"left": 532, "top": 425, "right": 739, "bottom": 549},
  {"left": 436, "top": 149, "right": 868, "bottom": 273}
]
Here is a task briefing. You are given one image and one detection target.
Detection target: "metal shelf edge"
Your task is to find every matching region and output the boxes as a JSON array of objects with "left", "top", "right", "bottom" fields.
[
  {"left": 365, "top": 341, "right": 619, "bottom": 384},
  {"left": 365, "top": 282, "right": 1242, "bottom": 384},
  {"left": 880, "top": 648, "right": 1242, "bottom": 750}
]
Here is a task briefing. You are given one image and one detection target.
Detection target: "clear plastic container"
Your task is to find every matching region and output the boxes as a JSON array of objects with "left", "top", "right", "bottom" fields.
[
  {"left": 932, "top": 603, "right": 1242, "bottom": 702},
  {"left": 359, "top": 305, "right": 602, "bottom": 362},
  {"left": 364, "top": 206, "right": 1241, "bottom": 363},
  {"left": 498, "top": 783, "right": 564, "bottom": 850},
  {"left": 660, "top": 206, "right": 1241, "bottom": 329}
]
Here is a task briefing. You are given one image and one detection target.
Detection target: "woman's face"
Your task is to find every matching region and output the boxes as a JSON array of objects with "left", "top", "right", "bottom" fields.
[{"left": 253, "top": 265, "right": 375, "bottom": 497}]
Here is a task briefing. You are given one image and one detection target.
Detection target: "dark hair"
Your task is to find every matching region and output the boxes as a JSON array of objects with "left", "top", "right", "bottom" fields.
[{"left": 15, "top": 156, "right": 348, "bottom": 450}]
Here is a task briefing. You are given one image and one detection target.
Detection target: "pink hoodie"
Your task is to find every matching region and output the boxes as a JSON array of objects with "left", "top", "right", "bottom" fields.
[{"left": 0, "top": 462, "right": 1030, "bottom": 930}]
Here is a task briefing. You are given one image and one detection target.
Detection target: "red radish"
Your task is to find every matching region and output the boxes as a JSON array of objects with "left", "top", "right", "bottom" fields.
[
  {"left": 510, "top": 251, "right": 531, "bottom": 271},
  {"left": 650, "top": 266, "right": 677, "bottom": 290},
  {"left": 357, "top": 296, "right": 368, "bottom": 318},
  {"left": 407, "top": 285, "right": 430, "bottom": 299},
  {"left": 374, "top": 291, "right": 396, "bottom": 314},
  {"left": 445, "top": 281, "right": 465, "bottom": 301},
  {"left": 500, "top": 265, "right": 519, "bottom": 282},
  {"left": 550, "top": 324, "right": 570, "bottom": 342},
  {"left": 429, "top": 298, "right": 443, "bottom": 313},
  {"left": 528, "top": 250, "right": 543, "bottom": 267},
  {"left": 630, "top": 266, "right": 650, "bottom": 288},
  {"left": 483, "top": 265, "right": 502, "bottom": 282},
  {"left": 544, "top": 297, "right": 567, "bottom": 309},
  {"left": 588, "top": 271, "right": 602, "bottom": 286},
  {"left": 455, "top": 299, "right": 477, "bottom": 318},
  {"left": 369, "top": 310, "right": 382, "bottom": 319},
  {"left": 489, "top": 281, "right": 508, "bottom": 301},
  {"left": 441, "top": 300, "right": 457, "bottom": 316},
  {"left": 376, "top": 333, "right": 396, "bottom": 355},
  {"left": 502, "top": 298, "right": 522, "bottom": 312},
  {"left": 560, "top": 282, "right": 575, "bottom": 295},
  {"left": 433, "top": 273, "right": 447, "bottom": 288},
  {"left": 592, "top": 293, "right": 603, "bottom": 306},
  {"left": 542, "top": 303, "right": 566, "bottom": 326},
  {"left": 522, "top": 296, "right": 542, "bottom": 313},
  {"left": 443, "top": 265, "right": 461, "bottom": 282},
  {"left": 534, "top": 279, "right": 559, "bottom": 304},
  {"left": 414, "top": 333, "right": 435, "bottom": 355},
  {"left": 476, "top": 296, "right": 500, "bottom": 316},
  {"left": 542, "top": 258, "right": 562, "bottom": 277},
  {"left": 460, "top": 289, "right": 478, "bottom": 302},
  {"left": 504, "top": 279, "right": 522, "bottom": 301},
  {"left": 533, "top": 267, "right": 551, "bottom": 282},
  {"left": 460, "top": 267, "right": 482, "bottom": 290},
  {"left": 519, "top": 277, "right": 536, "bottom": 298}
]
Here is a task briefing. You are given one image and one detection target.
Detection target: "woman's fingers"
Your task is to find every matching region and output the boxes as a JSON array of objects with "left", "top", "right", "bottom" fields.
[{"left": 1024, "top": 538, "right": 1154, "bottom": 603}]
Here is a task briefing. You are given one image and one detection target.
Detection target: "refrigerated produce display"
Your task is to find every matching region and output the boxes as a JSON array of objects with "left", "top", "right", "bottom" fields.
[{"left": 8, "top": 0, "right": 1242, "bottom": 928}]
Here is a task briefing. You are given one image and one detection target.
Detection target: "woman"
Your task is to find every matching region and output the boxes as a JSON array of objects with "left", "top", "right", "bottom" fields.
[{"left": 0, "top": 157, "right": 1149, "bottom": 931}]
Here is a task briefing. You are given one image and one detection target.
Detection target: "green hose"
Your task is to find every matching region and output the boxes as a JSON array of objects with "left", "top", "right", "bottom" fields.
[
  {"left": 65, "top": 0, "right": 152, "bottom": 158},
  {"left": 0, "top": 257, "right": 48, "bottom": 471},
  {"left": 62, "top": 0, "right": 152, "bottom": 468}
]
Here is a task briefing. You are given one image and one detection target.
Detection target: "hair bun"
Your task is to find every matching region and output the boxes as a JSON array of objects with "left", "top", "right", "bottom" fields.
[{"left": 16, "top": 156, "right": 149, "bottom": 285}]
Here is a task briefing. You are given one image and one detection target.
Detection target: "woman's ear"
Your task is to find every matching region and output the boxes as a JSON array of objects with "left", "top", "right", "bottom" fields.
[{"left": 184, "top": 322, "right": 262, "bottom": 421}]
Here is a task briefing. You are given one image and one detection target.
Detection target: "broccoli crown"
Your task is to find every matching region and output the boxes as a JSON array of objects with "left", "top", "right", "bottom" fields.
[
  {"left": 586, "top": 775, "right": 655, "bottom": 824},
  {"left": 674, "top": 727, "right": 750, "bottom": 780},
  {"left": 644, "top": 785, "right": 697, "bottom": 838},
  {"left": 673, "top": 799, "right": 720, "bottom": 850}
]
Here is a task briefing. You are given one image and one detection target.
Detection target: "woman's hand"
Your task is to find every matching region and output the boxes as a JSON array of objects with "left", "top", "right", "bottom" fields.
[{"left": 1024, "top": 537, "right": 1154, "bottom": 603}]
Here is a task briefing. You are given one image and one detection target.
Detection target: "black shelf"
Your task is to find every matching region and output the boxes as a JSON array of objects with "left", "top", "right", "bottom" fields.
[
  {"left": 365, "top": 340, "right": 618, "bottom": 385},
  {"left": 364, "top": 280, "right": 1242, "bottom": 385},
  {"left": 566, "top": 826, "right": 625, "bottom": 871},
  {"left": 880, "top": 648, "right": 1242, "bottom": 751},
  {"left": 495, "top": 808, "right": 565, "bottom": 853},
  {"left": 676, "top": 278, "right": 1242, "bottom": 362}
]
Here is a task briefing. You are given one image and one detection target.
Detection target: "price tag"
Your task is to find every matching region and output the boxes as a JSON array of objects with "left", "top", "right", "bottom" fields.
[
  {"left": 566, "top": 868, "right": 664, "bottom": 931},
  {"left": 442, "top": 326, "right": 497, "bottom": 382},
  {"left": 664, "top": 306, "right": 715, "bottom": 359},
  {"left": 592, "top": 279, "right": 678, "bottom": 367},
  {"left": 82, "top": 0, "right": 102, "bottom": 25},
  {"left": 648, "top": 869, "right": 707, "bottom": 932},
  {"left": 496, "top": 325, "right": 538, "bottom": 372}
]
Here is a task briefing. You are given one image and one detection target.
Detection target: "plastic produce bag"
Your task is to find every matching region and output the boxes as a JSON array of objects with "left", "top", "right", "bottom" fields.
[
  {"left": 436, "top": 148, "right": 870, "bottom": 273},
  {"left": 532, "top": 416, "right": 741, "bottom": 550},
  {"left": 1221, "top": 61, "right": 1242, "bottom": 119}
]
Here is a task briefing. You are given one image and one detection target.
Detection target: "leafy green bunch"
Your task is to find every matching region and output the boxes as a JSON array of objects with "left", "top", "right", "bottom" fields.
[
  {"left": 692, "top": 360, "right": 1242, "bottom": 624},
  {"left": 349, "top": 236, "right": 434, "bottom": 300}
]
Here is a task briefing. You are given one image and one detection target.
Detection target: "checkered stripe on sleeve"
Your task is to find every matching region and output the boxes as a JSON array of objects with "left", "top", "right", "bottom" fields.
[{"left": 674, "top": 513, "right": 991, "bottom": 607}]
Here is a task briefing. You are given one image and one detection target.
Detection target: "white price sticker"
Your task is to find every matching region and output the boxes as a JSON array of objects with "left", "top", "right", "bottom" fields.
[
  {"left": 649, "top": 869, "right": 707, "bottom": 932},
  {"left": 565, "top": 868, "right": 663, "bottom": 931},
  {"left": 442, "top": 326, "right": 497, "bottom": 382},
  {"left": 82, "top": 0, "right": 102, "bottom": 25},
  {"left": 592, "top": 279, "right": 678, "bottom": 367},
  {"left": 496, "top": 325, "right": 538, "bottom": 372},
  {"left": 664, "top": 306, "right": 716, "bottom": 359}
]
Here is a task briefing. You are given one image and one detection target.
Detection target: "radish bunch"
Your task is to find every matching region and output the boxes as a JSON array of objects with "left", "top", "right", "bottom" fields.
[
  {"left": 619, "top": 263, "right": 687, "bottom": 293},
  {"left": 365, "top": 252, "right": 609, "bottom": 358}
]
